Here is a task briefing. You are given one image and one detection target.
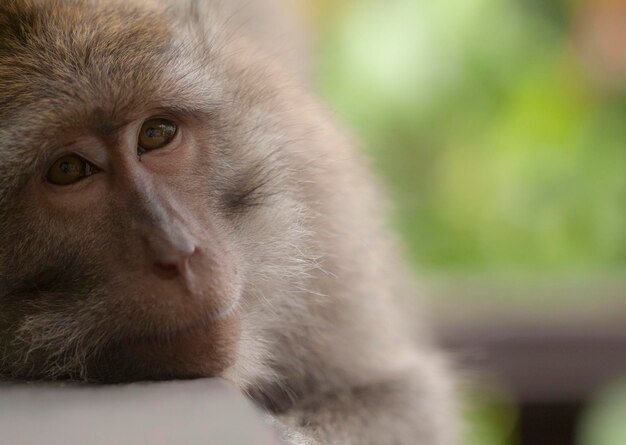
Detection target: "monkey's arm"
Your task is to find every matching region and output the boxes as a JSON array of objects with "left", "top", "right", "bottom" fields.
[{"left": 276, "top": 352, "right": 457, "bottom": 445}]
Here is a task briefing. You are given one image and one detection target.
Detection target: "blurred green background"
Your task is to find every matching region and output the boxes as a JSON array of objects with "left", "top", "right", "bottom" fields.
[{"left": 307, "top": 0, "right": 626, "bottom": 444}]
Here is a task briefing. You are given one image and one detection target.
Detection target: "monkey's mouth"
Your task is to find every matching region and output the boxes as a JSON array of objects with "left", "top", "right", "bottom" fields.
[
  {"left": 120, "top": 299, "right": 240, "bottom": 345},
  {"left": 92, "top": 301, "right": 242, "bottom": 383}
]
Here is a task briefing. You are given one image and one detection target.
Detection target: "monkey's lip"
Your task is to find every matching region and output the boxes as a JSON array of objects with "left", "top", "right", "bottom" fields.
[
  {"left": 94, "top": 300, "right": 241, "bottom": 382},
  {"left": 119, "top": 299, "right": 240, "bottom": 345}
]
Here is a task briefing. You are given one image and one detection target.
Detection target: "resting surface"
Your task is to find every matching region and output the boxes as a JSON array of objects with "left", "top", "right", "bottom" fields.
[{"left": 0, "top": 379, "right": 282, "bottom": 445}]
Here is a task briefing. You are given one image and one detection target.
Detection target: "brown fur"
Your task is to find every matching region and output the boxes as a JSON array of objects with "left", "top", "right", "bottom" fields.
[{"left": 0, "top": 1, "right": 458, "bottom": 444}]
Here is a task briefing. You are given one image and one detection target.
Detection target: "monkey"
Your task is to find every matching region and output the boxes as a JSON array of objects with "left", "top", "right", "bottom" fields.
[{"left": 0, "top": 1, "right": 458, "bottom": 444}]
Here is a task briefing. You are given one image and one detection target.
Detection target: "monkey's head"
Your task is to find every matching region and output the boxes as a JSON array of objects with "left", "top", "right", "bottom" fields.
[{"left": 0, "top": 0, "right": 323, "bottom": 382}]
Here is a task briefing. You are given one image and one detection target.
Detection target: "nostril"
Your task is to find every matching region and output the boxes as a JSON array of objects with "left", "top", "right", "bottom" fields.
[{"left": 153, "top": 261, "right": 180, "bottom": 280}]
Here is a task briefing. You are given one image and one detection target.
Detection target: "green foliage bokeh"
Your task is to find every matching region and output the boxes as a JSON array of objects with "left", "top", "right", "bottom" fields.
[{"left": 315, "top": 0, "right": 626, "bottom": 277}]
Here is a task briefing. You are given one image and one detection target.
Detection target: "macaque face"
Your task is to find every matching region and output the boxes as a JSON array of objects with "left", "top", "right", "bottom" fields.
[
  {"left": 0, "top": 0, "right": 309, "bottom": 381},
  {"left": 1, "top": 111, "right": 244, "bottom": 381}
]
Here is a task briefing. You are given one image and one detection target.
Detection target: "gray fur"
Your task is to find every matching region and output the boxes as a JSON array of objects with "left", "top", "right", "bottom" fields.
[{"left": 0, "top": 1, "right": 458, "bottom": 443}]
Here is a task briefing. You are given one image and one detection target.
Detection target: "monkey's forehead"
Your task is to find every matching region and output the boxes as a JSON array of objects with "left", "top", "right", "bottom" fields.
[
  {"left": 0, "top": 0, "right": 225, "bottom": 134},
  {"left": 0, "top": 0, "right": 232, "bottom": 202}
]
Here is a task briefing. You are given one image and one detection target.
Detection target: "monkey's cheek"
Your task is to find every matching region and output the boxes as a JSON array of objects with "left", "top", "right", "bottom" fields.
[{"left": 94, "top": 316, "right": 241, "bottom": 382}]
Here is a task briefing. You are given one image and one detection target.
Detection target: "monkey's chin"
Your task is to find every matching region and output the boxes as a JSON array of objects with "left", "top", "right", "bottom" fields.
[{"left": 90, "top": 315, "right": 241, "bottom": 383}]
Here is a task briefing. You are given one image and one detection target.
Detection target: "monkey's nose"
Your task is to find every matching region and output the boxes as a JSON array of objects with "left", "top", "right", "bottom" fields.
[
  {"left": 152, "top": 246, "right": 198, "bottom": 280},
  {"left": 147, "top": 232, "right": 198, "bottom": 281},
  {"left": 142, "top": 219, "right": 199, "bottom": 280}
]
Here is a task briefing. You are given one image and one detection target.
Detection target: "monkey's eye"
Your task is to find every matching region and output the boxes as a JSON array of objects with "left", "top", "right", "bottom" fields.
[
  {"left": 47, "top": 154, "right": 99, "bottom": 186},
  {"left": 138, "top": 118, "right": 178, "bottom": 154}
]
